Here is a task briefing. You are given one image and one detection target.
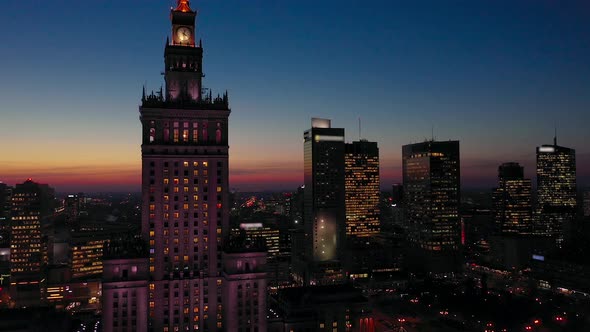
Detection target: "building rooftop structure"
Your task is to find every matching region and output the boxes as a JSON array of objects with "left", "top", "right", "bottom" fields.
[{"left": 102, "top": 235, "right": 148, "bottom": 260}]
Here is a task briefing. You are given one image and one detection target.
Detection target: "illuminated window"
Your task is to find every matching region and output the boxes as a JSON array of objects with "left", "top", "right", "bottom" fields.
[
  {"left": 183, "top": 161, "right": 189, "bottom": 167},
  {"left": 149, "top": 127, "right": 155, "bottom": 143}
]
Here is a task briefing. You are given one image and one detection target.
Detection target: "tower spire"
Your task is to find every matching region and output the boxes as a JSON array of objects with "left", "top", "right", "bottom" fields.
[
  {"left": 554, "top": 127, "right": 557, "bottom": 146},
  {"left": 175, "top": 0, "right": 192, "bottom": 13}
]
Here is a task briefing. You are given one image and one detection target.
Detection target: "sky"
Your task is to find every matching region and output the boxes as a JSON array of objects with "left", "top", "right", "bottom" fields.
[{"left": 0, "top": 0, "right": 589, "bottom": 192}]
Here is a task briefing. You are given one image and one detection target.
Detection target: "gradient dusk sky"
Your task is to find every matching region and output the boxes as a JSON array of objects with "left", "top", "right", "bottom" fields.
[{"left": 0, "top": 0, "right": 589, "bottom": 192}]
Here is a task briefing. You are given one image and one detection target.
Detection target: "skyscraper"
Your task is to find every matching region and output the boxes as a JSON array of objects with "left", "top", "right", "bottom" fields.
[
  {"left": 536, "top": 136, "right": 576, "bottom": 246},
  {"left": 10, "top": 179, "right": 55, "bottom": 307},
  {"left": 139, "top": 1, "right": 230, "bottom": 330},
  {"left": 297, "top": 118, "right": 345, "bottom": 284},
  {"left": 584, "top": 191, "right": 590, "bottom": 218},
  {"left": 0, "top": 182, "right": 11, "bottom": 248},
  {"left": 344, "top": 140, "right": 380, "bottom": 237},
  {"left": 402, "top": 140, "right": 461, "bottom": 273},
  {"left": 492, "top": 163, "right": 533, "bottom": 234}
]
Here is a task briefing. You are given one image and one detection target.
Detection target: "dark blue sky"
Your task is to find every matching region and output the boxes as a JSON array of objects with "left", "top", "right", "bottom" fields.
[{"left": 1, "top": 0, "right": 589, "bottom": 191}]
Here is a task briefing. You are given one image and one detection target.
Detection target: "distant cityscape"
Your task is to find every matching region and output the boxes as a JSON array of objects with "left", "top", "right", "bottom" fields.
[{"left": 1, "top": 1, "right": 590, "bottom": 332}]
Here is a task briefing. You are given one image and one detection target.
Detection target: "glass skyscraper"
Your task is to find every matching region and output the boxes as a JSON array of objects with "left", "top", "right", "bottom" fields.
[
  {"left": 402, "top": 140, "right": 461, "bottom": 273},
  {"left": 536, "top": 137, "right": 576, "bottom": 246},
  {"left": 492, "top": 162, "right": 533, "bottom": 234}
]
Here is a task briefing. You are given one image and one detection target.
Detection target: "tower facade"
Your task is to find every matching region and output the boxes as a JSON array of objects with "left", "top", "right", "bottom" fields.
[
  {"left": 139, "top": 1, "right": 230, "bottom": 330},
  {"left": 402, "top": 141, "right": 461, "bottom": 273},
  {"left": 344, "top": 140, "right": 380, "bottom": 237},
  {"left": 298, "top": 118, "right": 345, "bottom": 284},
  {"left": 492, "top": 162, "right": 533, "bottom": 234},
  {"left": 221, "top": 237, "right": 267, "bottom": 332},
  {"left": 536, "top": 138, "right": 576, "bottom": 246}
]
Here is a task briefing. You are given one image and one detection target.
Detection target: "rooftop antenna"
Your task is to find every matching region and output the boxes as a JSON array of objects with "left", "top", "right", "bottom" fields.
[
  {"left": 358, "top": 117, "right": 362, "bottom": 141},
  {"left": 554, "top": 127, "right": 557, "bottom": 146},
  {"left": 431, "top": 125, "right": 435, "bottom": 141}
]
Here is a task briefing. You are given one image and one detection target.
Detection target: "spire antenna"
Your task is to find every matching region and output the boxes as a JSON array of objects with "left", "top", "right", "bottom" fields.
[
  {"left": 358, "top": 117, "right": 362, "bottom": 141},
  {"left": 554, "top": 127, "right": 557, "bottom": 146}
]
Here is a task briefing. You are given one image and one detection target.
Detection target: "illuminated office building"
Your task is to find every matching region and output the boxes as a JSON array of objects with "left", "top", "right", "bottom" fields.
[
  {"left": 0, "top": 183, "right": 11, "bottom": 248},
  {"left": 10, "top": 179, "right": 55, "bottom": 307},
  {"left": 64, "top": 193, "right": 84, "bottom": 225},
  {"left": 232, "top": 222, "right": 280, "bottom": 258},
  {"left": 402, "top": 140, "right": 461, "bottom": 273},
  {"left": 344, "top": 140, "right": 380, "bottom": 237},
  {"left": 536, "top": 137, "right": 576, "bottom": 246},
  {"left": 492, "top": 163, "right": 533, "bottom": 234},
  {"left": 297, "top": 118, "right": 345, "bottom": 284},
  {"left": 70, "top": 237, "right": 106, "bottom": 279}
]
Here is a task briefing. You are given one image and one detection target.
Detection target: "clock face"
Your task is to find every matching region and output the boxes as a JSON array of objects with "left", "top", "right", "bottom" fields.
[{"left": 176, "top": 27, "right": 191, "bottom": 42}]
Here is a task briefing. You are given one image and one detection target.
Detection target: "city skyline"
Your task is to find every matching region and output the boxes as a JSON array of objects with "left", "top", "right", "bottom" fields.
[{"left": 1, "top": 0, "right": 590, "bottom": 192}]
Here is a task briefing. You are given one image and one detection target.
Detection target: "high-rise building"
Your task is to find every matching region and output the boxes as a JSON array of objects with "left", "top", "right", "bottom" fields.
[
  {"left": 402, "top": 140, "right": 461, "bottom": 274},
  {"left": 64, "top": 193, "right": 84, "bottom": 225},
  {"left": 10, "top": 179, "right": 55, "bottom": 307},
  {"left": 492, "top": 163, "right": 533, "bottom": 234},
  {"left": 536, "top": 137, "right": 576, "bottom": 246},
  {"left": 344, "top": 140, "right": 380, "bottom": 237},
  {"left": 296, "top": 118, "right": 345, "bottom": 284},
  {"left": 390, "top": 183, "right": 406, "bottom": 228},
  {"left": 0, "top": 183, "right": 12, "bottom": 248},
  {"left": 139, "top": 1, "right": 231, "bottom": 330},
  {"left": 584, "top": 191, "right": 590, "bottom": 218},
  {"left": 232, "top": 222, "right": 280, "bottom": 258}
]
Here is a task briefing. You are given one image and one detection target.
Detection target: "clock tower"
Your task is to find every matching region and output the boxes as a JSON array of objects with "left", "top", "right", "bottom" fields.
[
  {"left": 135, "top": 0, "right": 232, "bottom": 331},
  {"left": 165, "top": 0, "right": 202, "bottom": 101}
]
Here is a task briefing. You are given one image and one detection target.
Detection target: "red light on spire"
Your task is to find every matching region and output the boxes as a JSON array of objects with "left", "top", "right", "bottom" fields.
[{"left": 175, "top": 0, "right": 192, "bottom": 12}]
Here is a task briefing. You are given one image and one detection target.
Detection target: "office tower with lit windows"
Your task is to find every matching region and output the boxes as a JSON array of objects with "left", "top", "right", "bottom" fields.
[
  {"left": 492, "top": 163, "right": 533, "bottom": 234},
  {"left": 536, "top": 137, "right": 576, "bottom": 246},
  {"left": 0, "top": 183, "right": 11, "bottom": 248},
  {"left": 296, "top": 118, "right": 345, "bottom": 284},
  {"left": 402, "top": 140, "right": 461, "bottom": 273},
  {"left": 64, "top": 193, "right": 84, "bottom": 225},
  {"left": 138, "top": 1, "right": 231, "bottom": 330},
  {"left": 344, "top": 140, "right": 380, "bottom": 237},
  {"left": 10, "top": 179, "right": 55, "bottom": 307}
]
